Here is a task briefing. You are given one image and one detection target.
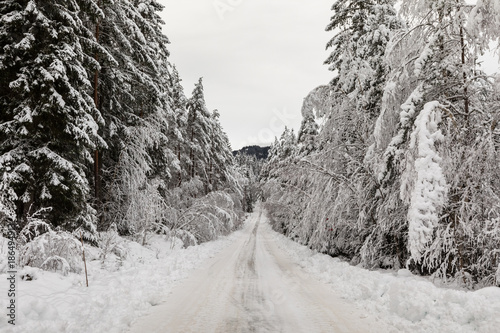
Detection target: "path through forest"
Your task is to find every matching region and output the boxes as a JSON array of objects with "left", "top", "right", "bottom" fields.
[{"left": 129, "top": 206, "right": 386, "bottom": 333}]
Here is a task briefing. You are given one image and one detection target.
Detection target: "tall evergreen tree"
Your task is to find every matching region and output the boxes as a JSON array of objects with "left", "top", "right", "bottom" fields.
[
  {"left": 186, "top": 78, "right": 212, "bottom": 185},
  {"left": 0, "top": 0, "right": 106, "bottom": 236},
  {"left": 207, "top": 109, "right": 234, "bottom": 191},
  {"left": 325, "top": 0, "right": 402, "bottom": 118},
  {"left": 297, "top": 113, "right": 319, "bottom": 156},
  {"left": 95, "top": 0, "right": 175, "bottom": 230},
  {"left": 166, "top": 64, "right": 189, "bottom": 187}
]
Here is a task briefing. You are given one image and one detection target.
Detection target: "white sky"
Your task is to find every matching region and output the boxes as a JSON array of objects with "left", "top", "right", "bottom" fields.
[
  {"left": 159, "top": 0, "right": 333, "bottom": 150},
  {"left": 158, "top": 0, "right": 500, "bottom": 150}
]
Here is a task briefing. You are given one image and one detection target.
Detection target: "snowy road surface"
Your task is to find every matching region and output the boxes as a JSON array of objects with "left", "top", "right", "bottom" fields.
[{"left": 129, "top": 207, "right": 385, "bottom": 332}]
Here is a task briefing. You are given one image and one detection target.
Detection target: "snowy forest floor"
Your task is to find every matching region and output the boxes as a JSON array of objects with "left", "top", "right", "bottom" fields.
[
  {"left": 2, "top": 205, "right": 500, "bottom": 332},
  {"left": 0, "top": 224, "right": 243, "bottom": 332}
]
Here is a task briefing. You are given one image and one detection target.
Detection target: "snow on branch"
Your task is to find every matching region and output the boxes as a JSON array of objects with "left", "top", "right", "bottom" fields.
[{"left": 403, "top": 101, "right": 448, "bottom": 263}]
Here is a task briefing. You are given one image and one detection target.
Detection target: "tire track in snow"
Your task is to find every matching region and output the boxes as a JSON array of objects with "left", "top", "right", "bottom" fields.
[{"left": 129, "top": 205, "right": 385, "bottom": 333}]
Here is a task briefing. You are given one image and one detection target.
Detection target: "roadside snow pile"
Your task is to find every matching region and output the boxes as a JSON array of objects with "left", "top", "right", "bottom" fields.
[
  {"left": 264, "top": 219, "right": 500, "bottom": 333},
  {"left": 0, "top": 224, "right": 246, "bottom": 333}
]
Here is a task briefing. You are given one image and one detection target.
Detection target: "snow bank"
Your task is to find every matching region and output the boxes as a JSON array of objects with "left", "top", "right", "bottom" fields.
[
  {"left": 0, "top": 224, "right": 247, "bottom": 333},
  {"left": 3, "top": 212, "right": 499, "bottom": 332},
  {"left": 264, "top": 218, "right": 500, "bottom": 333}
]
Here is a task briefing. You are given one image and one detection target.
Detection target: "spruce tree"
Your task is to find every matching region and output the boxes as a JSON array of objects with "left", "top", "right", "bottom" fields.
[
  {"left": 95, "top": 0, "right": 175, "bottom": 231},
  {"left": 166, "top": 65, "right": 189, "bottom": 187},
  {"left": 325, "top": 0, "right": 402, "bottom": 118},
  {"left": 186, "top": 78, "right": 212, "bottom": 186},
  {"left": 297, "top": 113, "right": 319, "bottom": 156},
  {"left": 0, "top": 0, "right": 105, "bottom": 236},
  {"left": 207, "top": 109, "right": 234, "bottom": 191}
]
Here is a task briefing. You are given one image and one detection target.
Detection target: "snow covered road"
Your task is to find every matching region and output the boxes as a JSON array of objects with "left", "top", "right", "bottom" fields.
[{"left": 129, "top": 207, "right": 384, "bottom": 333}]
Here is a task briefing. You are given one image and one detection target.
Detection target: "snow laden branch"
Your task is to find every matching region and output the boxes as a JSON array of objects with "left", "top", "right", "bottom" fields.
[
  {"left": 261, "top": 0, "right": 500, "bottom": 287},
  {"left": 401, "top": 101, "right": 448, "bottom": 263},
  {"left": 165, "top": 189, "right": 244, "bottom": 247}
]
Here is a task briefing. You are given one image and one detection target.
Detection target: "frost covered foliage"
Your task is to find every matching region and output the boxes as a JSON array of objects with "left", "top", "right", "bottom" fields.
[
  {"left": 19, "top": 231, "right": 83, "bottom": 276},
  {"left": 98, "top": 82, "right": 245, "bottom": 246},
  {"left": 97, "top": 224, "right": 127, "bottom": 262},
  {"left": 325, "top": 0, "right": 402, "bottom": 118},
  {"left": 162, "top": 182, "right": 244, "bottom": 247},
  {"left": 233, "top": 152, "right": 264, "bottom": 213},
  {"left": 175, "top": 191, "right": 243, "bottom": 243},
  {"left": 0, "top": 0, "right": 105, "bottom": 235},
  {"left": 262, "top": 0, "right": 500, "bottom": 287},
  {"left": 401, "top": 102, "right": 448, "bottom": 262},
  {"left": 18, "top": 213, "right": 52, "bottom": 245},
  {"left": 101, "top": 122, "right": 168, "bottom": 238}
]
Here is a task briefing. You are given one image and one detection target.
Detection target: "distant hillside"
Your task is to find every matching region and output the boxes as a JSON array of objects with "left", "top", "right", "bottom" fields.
[{"left": 233, "top": 145, "right": 270, "bottom": 160}]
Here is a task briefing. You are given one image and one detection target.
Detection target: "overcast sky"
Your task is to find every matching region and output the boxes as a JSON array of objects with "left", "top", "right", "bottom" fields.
[
  {"left": 158, "top": 0, "right": 499, "bottom": 150},
  {"left": 159, "top": 0, "right": 333, "bottom": 150}
]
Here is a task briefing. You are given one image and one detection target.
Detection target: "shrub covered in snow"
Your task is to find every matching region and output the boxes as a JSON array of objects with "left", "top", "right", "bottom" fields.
[
  {"left": 97, "top": 224, "right": 127, "bottom": 262},
  {"left": 19, "top": 231, "right": 83, "bottom": 275}
]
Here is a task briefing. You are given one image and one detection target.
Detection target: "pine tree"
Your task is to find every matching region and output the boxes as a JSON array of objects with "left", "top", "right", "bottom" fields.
[
  {"left": 92, "top": 0, "right": 177, "bottom": 229},
  {"left": 0, "top": 0, "right": 106, "bottom": 236},
  {"left": 166, "top": 64, "right": 189, "bottom": 187},
  {"left": 297, "top": 113, "right": 319, "bottom": 155},
  {"left": 186, "top": 78, "right": 212, "bottom": 186},
  {"left": 207, "top": 109, "right": 234, "bottom": 191},
  {"left": 325, "top": 0, "right": 402, "bottom": 118},
  {"left": 92, "top": 0, "right": 170, "bottom": 182}
]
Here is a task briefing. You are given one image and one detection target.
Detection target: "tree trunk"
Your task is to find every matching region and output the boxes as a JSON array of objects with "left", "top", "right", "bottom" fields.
[
  {"left": 459, "top": 25, "right": 470, "bottom": 123},
  {"left": 177, "top": 142, "right": 182, "bottom": 186},
  {"left": 190, "top": 127, "right": 195, "bottom": 178},
  {"left": 94, "top": 0, "right": 101, "bottom": 204},
  {"left": 208, "top": 158, "right": 213, "bottom": 195}
]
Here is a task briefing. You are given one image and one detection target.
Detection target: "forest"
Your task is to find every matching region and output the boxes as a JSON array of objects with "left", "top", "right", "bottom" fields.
[
  {"left": 0, "top": 0, "right": 252, "bottom": 274},
  {"left": 261, "top": 0, "right": 500, "bottom": 288},
  {"left": 2, "top": 0, "right": 500, "bottom": 291}
]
